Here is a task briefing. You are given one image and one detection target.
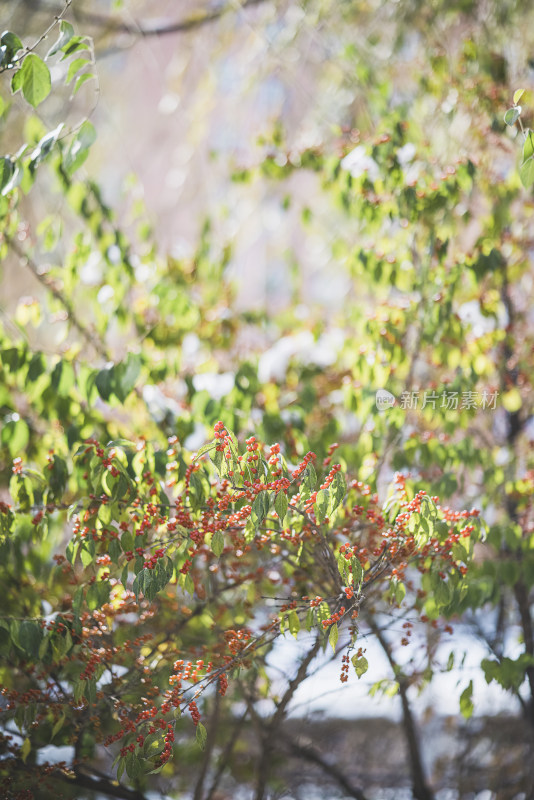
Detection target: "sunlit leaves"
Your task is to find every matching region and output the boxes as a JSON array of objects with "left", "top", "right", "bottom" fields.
[
  {"left": 328, "top": 622, "right": 338, "bottom": 653},
  {"left": 94, "top": 353, "right": 141, "bottom": 402},
  {"left": 0, "top": 156, "right": 14, "bottom": 193},
  {"left": 314, "top": 488, "right": 329, "bottom": 523},
  {"left": 459, "top": 680, "right": 474, "bottom": 719},
  {"left": 63, "top": 120, "right": 96, "bottom": 175},
  {"left": 274, "top": 490, "right": 288, "bottom": 525},
  {"left": 504, "top": 106, "right": 521, "bottom": 126},
  {"left": 46, "top": 20, "right": 75, "bottom": 59},
  {"left": 520, "top": 130, "right": 534, "bottom": 188},
  {"left": 288, "top": 610, "right": 300, "bottom": 638},
  {"left": 1, "top": 31, "right": 23, "bottom": 67},
  {"left": 352, "top": 654, "right": 368, "bottom": 678},
  {"left": 12, "top": 54, "right": 51, "bottom": 107}
]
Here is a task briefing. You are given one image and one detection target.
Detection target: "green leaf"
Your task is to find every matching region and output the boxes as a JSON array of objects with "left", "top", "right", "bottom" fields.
[
  {"left": 252, "top": 491, "right": 270, "bottom": 526},
  {"left": 72, "top": 586, "right": 84, "bottom": 617},
  {"left": 504, "top": 107, "right": 521, "bottom": 126},
  {"left": 51, "top": 715, "right": 65, "bottom": 741},
  {"left": 0, "top": 157, "right": 14, "bottom": 194},
  {"left": 121, "top": 530, "right": 135, "bottom": 552},
  {"left": 114, "top": 353, "right": 141, "bottom": 402},
  {"left": 19, "top": 620, "right": 42, "bottom": 657},
  {"left": 521, "top": 130, "right": 534, "bottom": 163},
  {"left": 95, "top": 366, "right": 114, "bottom": 401},
  {"left": 288, "top": 610, "right": 300, "bottom": 638},
  {"left": 328, "top": 622, "right": 338, "bottom": 653},
  {"left": 303, "top": 463, "right": 317, "bottom": 491},
  {"left": 274, "top": 491, "right": 288, "bottom": 525},
  {"left": 11, "top": 68, "right": 22, "bottom": 94},
  {"left": 351, "top": 557, "right": 363, "bottom": 585},
  {"left": 17, "top": 54, "right": 51, "bottom": 108},
  {"left": 196, "top": 722, "right": 207, "bottom": 750},
  {"left": 60, "top": 36, "right": 90, "bottom": 59},
  {"left": 315, "top": 488, "right": 329, "bottom": 523},
  {"left": 86, "top": 581, "right": 110, "bottom": 610},
  {"left": 80, "top": 546, "right": 94, "bottom": 569},
  {"left": 72, "top": 72, "right": 94, "bottom": 96},
  {"left": 394, "top": 580, "right": 406, "bottom": 605},
  {"left": 330, "top": 471, "right": 346, "bottom": 511},
  {"left": 48, "top": 455, "right": 68, "bottom": 498},
  {"left": 352, "top": 655, "right": 369, "bottom": 678},
  {"left": 514, "top": 88, "right": 525, "bottom": 105},
  {"left": 46, "top": 20, "right": 74, "bottom": 58},
  {"left": 30, "top": 124, "right": 64, "bottom": 168},
  {"left": 38, "top": 635, "right": 49, "bottom": 659},
  {"left": 21, "top": 737, "right": 31, "bottom": 763},
  {"left": 1, "top": 31, "right": 23, "bottom": 66},
  {"left": 66, "top": 56, "right": 91, "bottom": 84},
  {"left": 125, "top": 751, "right": 142, "bottom": 779},
  {"left": 459, "top": 680, "right": 474, "bottom": 719},
  {"left": 519, "top": 158, "right": 534, "bottom": 189},
  {"left": 194, "top": 441, "right": 217, "bottom": 460},
  {"left": 116, "top": 758, "right": 125, "bottom": 782},
  {"left": 85, "top": 677, "right": 97, "bottom": 705},
  {"left": 211, "top": 530, "right": 224, "bottom": 558}
]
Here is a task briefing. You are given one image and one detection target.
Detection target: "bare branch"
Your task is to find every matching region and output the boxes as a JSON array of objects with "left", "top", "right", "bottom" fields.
[
  {"left": 367, "top": 615, "right": 435, "bottom": 800},
  {"left": 6, "top": 234, "right": 110, "bottom": 361},
  {"left": 280, "top": 730, "right": 370, "bottom": 800}
]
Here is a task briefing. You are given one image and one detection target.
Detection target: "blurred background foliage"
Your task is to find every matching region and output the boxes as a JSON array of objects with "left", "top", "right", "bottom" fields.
[{"left": 2, "top": 0, "right": 534, "bottom": 798}]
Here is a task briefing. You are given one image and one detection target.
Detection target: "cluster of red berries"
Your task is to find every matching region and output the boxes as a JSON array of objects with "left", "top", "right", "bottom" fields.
[
  {"left": 245, "top": 436, "right": 260, "bottom": 474},
  {"left": 80, "top": 651, "right": 101, "bottom": 682},
  {"left": 323, "top": 442, "right": 340, "bottom": 467},
  {"left": 224, "top": 628, "right": 251, "bottom": 655},
  {"left": 225, "top": 504, "right": 252, "bottom": 527},
  {"left": 143, "top": 548, "right": 165, "bottom": 569},
  {"left": 267, "top": 443, "right": 282, "bottom": 475},
  {"left": 188, "top": 701, "right": 201, "bottom": 725},
  {"left": 12, "top": 456, "right": 23, "bottom": 475},
  {"left": 320, "top": 463, "right": 342, "bottom": 489},
  {"left": 157, "top": 724, "right": 175, "bottom": 765},
  {"left": 340, "top": 654, "right": 350, "bottom": 683},
  {"left": 292, "top": 451, "right": 316, "bottom": 479},
  {"left": 218, "top": 673, "right": 228, "bottom": 696},
  {"left": 322, "top": 606, "right": 346, "bottom": 629}
]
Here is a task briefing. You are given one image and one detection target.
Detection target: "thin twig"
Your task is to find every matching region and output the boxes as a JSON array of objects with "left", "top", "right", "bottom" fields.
[{"left": 6, "top": 234, "right": 110, "bottom": 361}]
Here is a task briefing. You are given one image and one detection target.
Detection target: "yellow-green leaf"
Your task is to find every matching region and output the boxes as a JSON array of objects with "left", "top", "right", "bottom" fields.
[
  {"left": 21, "top": 737, "right": 31, "bottom": 763},
  {"left": 328, "top": 622, "right": 338, "bottom": 653},
  {"left": 352, "top": 655, "right": 369, "bottom": 678},
  {"left": 18, "top": 54, "right": 51, "bottom": 108}
]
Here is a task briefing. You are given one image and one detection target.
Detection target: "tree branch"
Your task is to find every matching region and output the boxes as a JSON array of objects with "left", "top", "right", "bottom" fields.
[
  {"left": 12, "top": 760, "right": 148, "bottom": 800},
  {"left": 193, "top": 689, "right": 221, "bottom": 800},
  {"left": 280, "top": 730, "right": 370, "bottom": 800},
  {"left": 20, "top": 0, "right": 269, "bottom": 42},
  {"left": 205, "top": 710, "right": 248, "bottom": 800},
  {"left": 254, "top": 636, "right": 322, "bottom": 800},
  {"left": 368, "top": 615, "right": 435, "bottom": 800},
  {"left": 6, "top": 234, "right": 110, "bottom": 361}
]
